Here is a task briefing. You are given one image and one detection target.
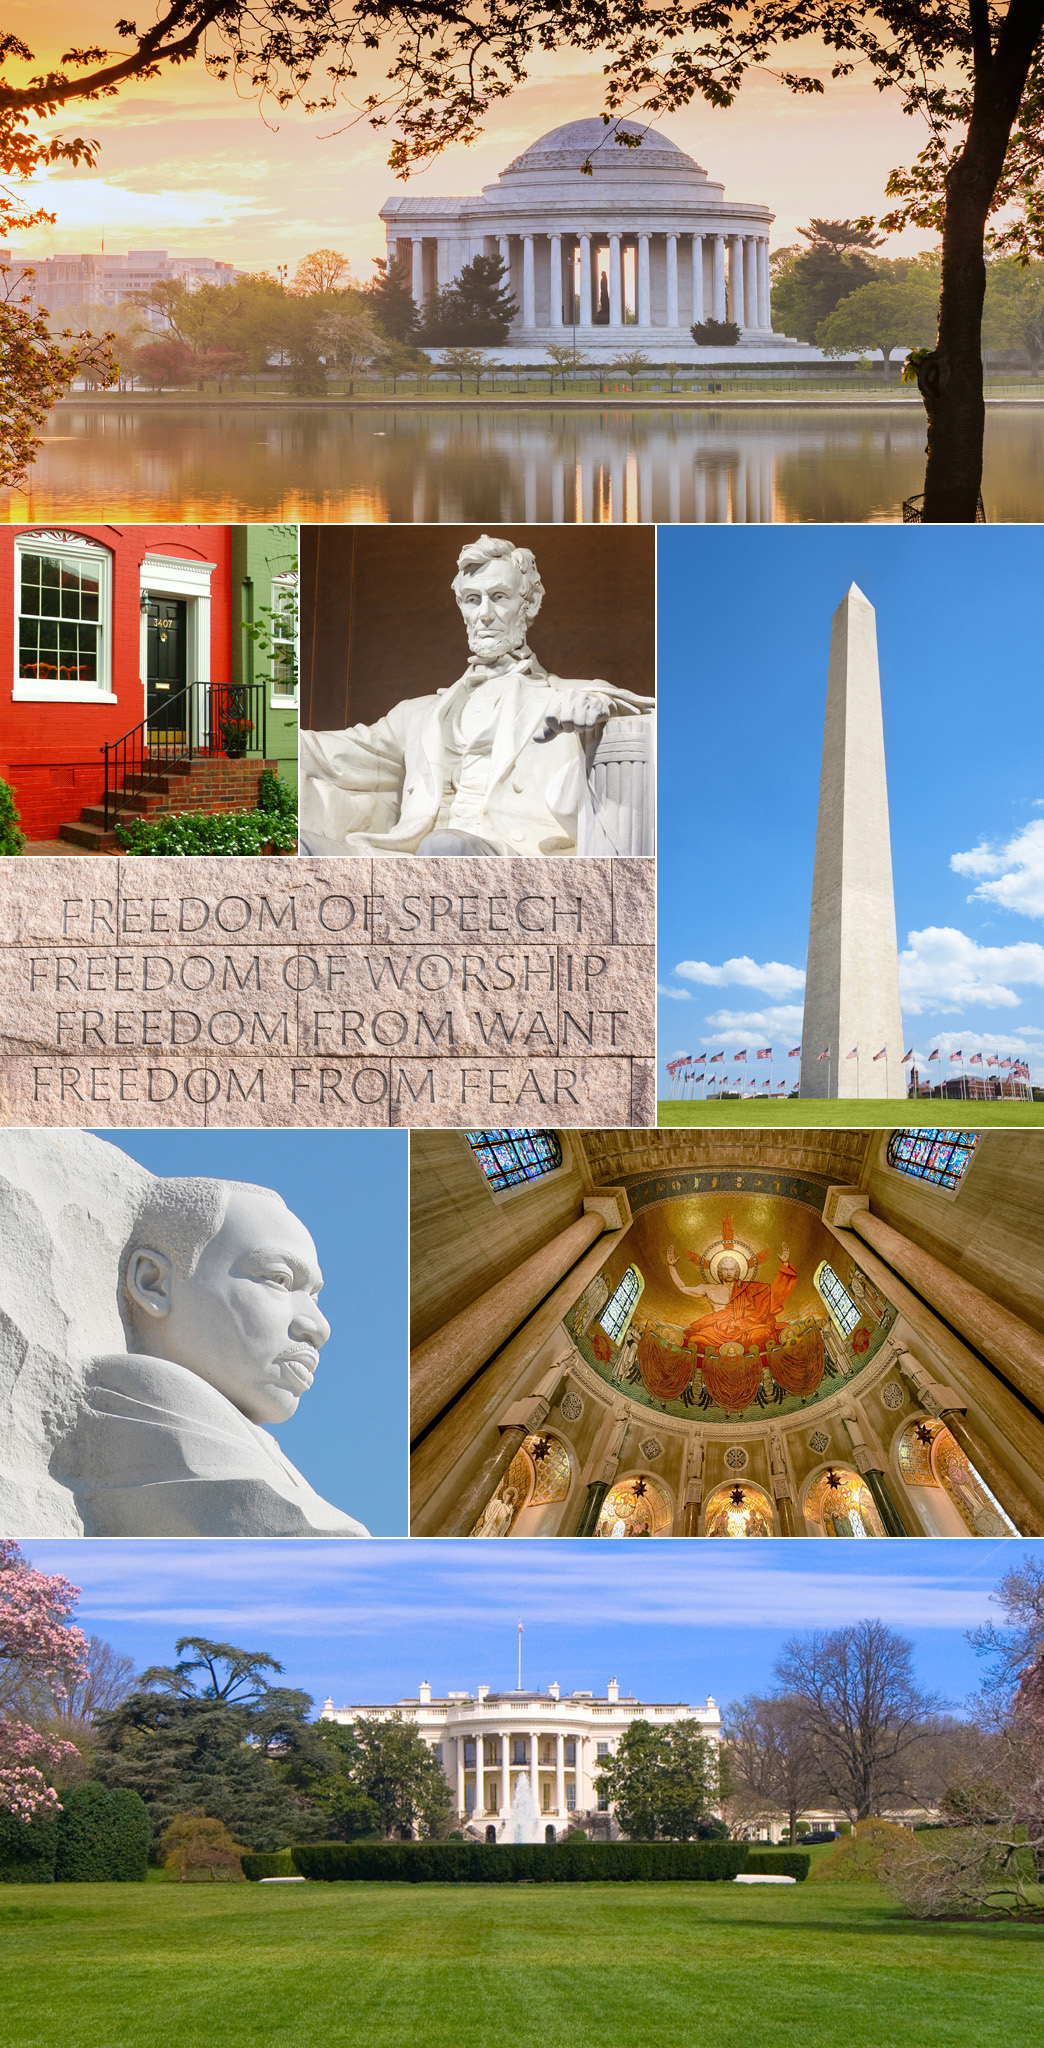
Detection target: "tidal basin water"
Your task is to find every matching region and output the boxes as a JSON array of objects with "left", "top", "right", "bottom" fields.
[{"left": 5, "top": 401, "right": 1043, "bottom": 522}]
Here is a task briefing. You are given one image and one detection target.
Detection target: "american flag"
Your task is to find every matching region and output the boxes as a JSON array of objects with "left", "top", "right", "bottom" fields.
[
  {"left": 950, "top": 1050, "right": 963, "bottom": 1062},
  {"left": 845, "top": 1047, "right": 858, "bottom": 1060},
  {"left": 969, "top": 1053, "right": 983, "bottom": 1067},
  {"left": 757, "top": 1048, "right": 772, "bottom": 1060},
  {"left": 986, "top": 1055, "right": 998, "bottom": 1067},
  {"left": 788, "top": 1047, "right": 801, "bottom": 1058},
  {"left": 709, "top": 1050, "right": 724, "bottom": 1063},
  {"left": 873, "top": 1047, "right": 887, "bottom": 1061},
  {"left": 817, "top": 1047, "right": 830, "bottom": 1061},
  {"left": 928, "top": 1049, "right": 940, "bottom": 1061},
  {"left": 734, "top": 1049, "right": 747, "bottom": 1061},
  {"left": 1000, "top": 1058, "right": 1012, "bottom": 1069},
  {"left": 693, "top": 1053, "right": 706, "bottom": 1065},
  {"left": 902, "top": 1050, "right": 914, "bottom": 1063}
]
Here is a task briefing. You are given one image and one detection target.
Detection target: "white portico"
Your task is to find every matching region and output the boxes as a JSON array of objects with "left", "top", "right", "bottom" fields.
[
  {"left": 381, "top": 117, "right": 780, "bottom": 358},
  {"left": 321, "top": 1680, "right": 721, "bottom": 1837}
]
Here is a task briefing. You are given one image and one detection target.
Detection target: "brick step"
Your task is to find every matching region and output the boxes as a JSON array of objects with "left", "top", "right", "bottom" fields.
[{"left": 58, "top": 821, "right": 121, "bottom": 852}]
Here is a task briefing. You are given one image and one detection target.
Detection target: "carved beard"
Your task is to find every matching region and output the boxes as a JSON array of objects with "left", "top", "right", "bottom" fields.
[{"left": 463, "top": 616, "right": 530, "bottom": 666}]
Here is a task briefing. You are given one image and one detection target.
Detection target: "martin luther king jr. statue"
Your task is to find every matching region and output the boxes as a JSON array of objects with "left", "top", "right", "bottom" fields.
[{"left": 299, "top": 533, "right": 654, "bottom": 857}]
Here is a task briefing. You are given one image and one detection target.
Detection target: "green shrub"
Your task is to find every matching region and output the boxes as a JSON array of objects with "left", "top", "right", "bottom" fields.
[
  {"left": 810, "top": 1818, "right": 918, "bottom": 1883},
  {"left": 0, "top": 1809, "right": 59, "bottom": 1883},
  {"left": 115, "top": 800, "right": 297, "bottom": 856},
  {"left": 744, "top": 1850, "right": 811, "bottom": 1882},
  {"left": 53, "top": 1785, "right": 150, "bottom": 1882},
  {"left": 0, "top": 776, "right": 26, "bottom": 855},
  {"left": 290, "top": 1839, "right": 749, "bottom": 1884},
  {"left": 257, "top": 770, "right": 297, "bottom": 824},
  {"left": 242, "top": 1849, "right": 296, "bottom": 1881}
]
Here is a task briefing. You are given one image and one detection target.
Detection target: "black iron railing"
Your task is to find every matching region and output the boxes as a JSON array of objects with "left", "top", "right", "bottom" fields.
[{"left": 101, "top": 681, "right": 268, "bottom": 827}]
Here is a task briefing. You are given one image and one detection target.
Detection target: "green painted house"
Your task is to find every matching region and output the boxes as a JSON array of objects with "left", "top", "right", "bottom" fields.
[{"left": 231, "top": 524, "right": 298, "bottom": 789}]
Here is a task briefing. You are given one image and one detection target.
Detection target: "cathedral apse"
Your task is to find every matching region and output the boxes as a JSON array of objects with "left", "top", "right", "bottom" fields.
[{"left": 563, "top": 1170, "right": 896, "bottom": 1424}]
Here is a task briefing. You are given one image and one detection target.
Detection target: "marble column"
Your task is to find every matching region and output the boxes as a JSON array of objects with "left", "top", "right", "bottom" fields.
[
  {"left": 529, "top": 1733, "right": 539, "bottom": 1807},
  {"left": 436, "top": 238, "right": 451, "bottom": 288},
  {"left": 441, "top": 1392, "right": 553, "bottom": 1538},
  {"left": 411, "top": 238, "right": 425, "bottom": 310},
  {"left": 894, "top": 1348, "right": 1044, "bottom": 1537},
  {"left": 729, "top": 236, "right": 745, "bottom": 326},
  {"left": 410, "top": 1208, "right": 607, "bottom": 1437},
  {"left": 456, "top": 1739, "right": 466, "bottom": 1816},
  {"left": 579, "top": 234, "right": 593, "bottom": 328},
  {"left": 555, "top": 1734, "right": 566, "bottom": 1818},
  {"left": 666, "top": 234, "right": 679, "bottom": 328},
  {"left": 574, "top": 1410, "right": 629, "bottom": 1535},
  {"left": 757, "top": 238, "right": 771, "bottom": 329},
  {"left": 712, "top": 237, "right": 727, "bottom": 322},
  {"left": 523, "top": 235, "right": 536, "bottom": 328},
  {"left": 846, "top": 1208, "right": 1044, "bottom": 1414},
  {"left": 609, "top": 234, "right": 623, "bottom": 326},
  {"left": 637, "top": 235, "right": 652, "bottom": 326},
  {"left": 744, "top": 238, "right": 758, "bottom": 331},
  {"left": 549, "top": 236, "right": 563, "bottom": 327},
  {"left": 691, "top": 235, "right": 705, "bottom": 326},
  {"left": 500, "top": 1739, "right": 510, "bottom": 1818}
]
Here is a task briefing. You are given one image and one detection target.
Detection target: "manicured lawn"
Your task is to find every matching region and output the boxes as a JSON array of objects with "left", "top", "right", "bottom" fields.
[
  {"left": 657, "top": 1098, "right": 1044, "bottom": 1128},
  {"left": 1, "top": 1880, "right": 1040, "bottom": 2048}
]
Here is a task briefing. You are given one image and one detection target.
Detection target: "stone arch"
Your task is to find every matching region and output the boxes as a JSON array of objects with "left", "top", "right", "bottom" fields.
[
  {"left": 595, "top": 1470, "right": 674, "bottom": 1537},
  {"left": 802, "top": 1463, "right": 886, "bottom": 1538},
  {"left": 701, "top": 1478, "right": 775, "bottom": 1538}
]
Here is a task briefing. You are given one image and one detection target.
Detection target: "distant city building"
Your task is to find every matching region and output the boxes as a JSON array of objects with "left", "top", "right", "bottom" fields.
[
  {"left": 320, "top": 1680, "right": 721, "bottom": 1839},
  {"left": 1, "top": 248, "right": 236, "bottom": 323}
]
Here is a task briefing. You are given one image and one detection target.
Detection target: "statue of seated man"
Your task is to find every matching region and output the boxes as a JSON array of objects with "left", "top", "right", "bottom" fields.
[
  {"left": 299, "top": 532, "right": 654, "bottom": 856},
  {"left": 54, "top": 1176, "right": 369, "bottom": 1538}
]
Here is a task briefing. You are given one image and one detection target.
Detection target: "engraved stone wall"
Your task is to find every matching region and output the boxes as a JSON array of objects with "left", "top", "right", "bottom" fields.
[{"left": 0, "top": 856, "right": 655, "bottom": 1128}]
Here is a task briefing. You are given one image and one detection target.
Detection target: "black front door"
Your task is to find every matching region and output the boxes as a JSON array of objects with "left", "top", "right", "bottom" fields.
[{"left": 145, "top": 598, "right": 187, "bottom": 730}]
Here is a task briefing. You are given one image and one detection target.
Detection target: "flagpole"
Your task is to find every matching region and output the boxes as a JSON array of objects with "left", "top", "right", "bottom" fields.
[{"left": 517, "top": 1619, "right": 523, "bottom": 1691}]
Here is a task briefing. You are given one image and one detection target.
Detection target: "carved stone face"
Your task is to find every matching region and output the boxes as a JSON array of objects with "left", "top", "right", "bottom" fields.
[
  {"left": 127, "top": 1190, "right": 330, "bottom": 1425},
  {"left": 456, "top": 556, "right": 530, "bottom": 666}
]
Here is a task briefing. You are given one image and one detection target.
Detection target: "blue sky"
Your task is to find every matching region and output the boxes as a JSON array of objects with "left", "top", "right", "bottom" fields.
[
  {"left": 25, "top": 1538, "right": 1029, "bottom": 1719},
  {"left": 656, "top": 525, "right": 1044, "bottom": 1096},
  {"left": 90, "top": 1131, "right": 408, "bottom": 1537}
]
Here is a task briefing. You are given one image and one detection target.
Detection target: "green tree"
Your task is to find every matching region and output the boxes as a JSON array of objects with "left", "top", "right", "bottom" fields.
[
  {"left": 609, "top": 350, "right": 650, "bottom": 390},
  {"left": 983, "top": 255, "right": 1044, "bottom": 369},
  {"left": 545, "top": 341, "right": 579, "bottom": 392},
  {"left": 321, "top": 307, "right": 382, "bottom": 391},
  {"left": 691, "top": 317, "right": 741, "bottom": 346},
  {"left": 0, "top": 775, "right": 25, "bottom": 855},
  {"left": 364, "top": 254, "right": 420, "bottom": 342},
  {"left": 423, "top": 253, "right": 517, "bottom": 344},
  {"left": 817, "top": 274, "right": 941, "bottom": 369},
  {"left": 771, "top": 244, "right": 879, "bottom": 344},
  {"left": 316, "top": 1717, "right": 452, "bottom": 1839},
  {"left": 292, "top": 248, "right": 353, "bottom": 294},
  {"left": 372, "top": 339, "right": 428, "bottom": 390},
  {"left": 594, "top": 1719, "right": 721, "bottom": 1840},
  {"left": 439, "top": 345, "right": 494, "bottom": 393}
]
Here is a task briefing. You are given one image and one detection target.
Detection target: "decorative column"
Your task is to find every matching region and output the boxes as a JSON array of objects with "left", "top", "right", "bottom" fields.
[
  {"left": 445, "top": 1391, "right": 553, "bottom": 1538},
  {"left": 729, "top": 236, "right": 745, "bottom": 327},
  {"left": 666, "top": 234, "right": 679, "bottom": 328},
  {"left": 549, "top": 236, "right": 563, "bottom": 327},
  {"left": 769, "top": 1433, "right": 798, "bottom": 1536},
  {"left": 555, "top": 1734, "right": 566, "bottom": 1820},
  {"left": 894, "top": 1347, "right": 1044, "bottom": 1536},
  {"left": 744, "top": 237, "right": 758, "bottom": 331},
  {"left": 841, "top": 1410, "right": 908, "bottom": 1537},
  {"left": 844, "top": 1205, "right": 1044, "bottom": 1414},
  {"left": 757, "top": 238, "right": 771, "bottom": 329},
  {"left": 436, "top": 238, "right": 452, "bottom": 288},
  {"left": 579, "top": 234, "right": 593, "bottom": 328},
  {"left": 712, "top": 237, "right": 727, "bottom": 322},
  {"left": 573, "top": 1408, "right": 629, "bottom": 1535},
  {"left": 500, "top": 1736, "right": 510, "bottom": 1819},
  {"left": 609, "top": 234, "right": 623, "bottom": 326},
  {"left": 529, "top": 1732, "right": 539, "bottom": 1808},
  {"left": 522, "top": 235, "right": 536, "bottom": 328},
  {"left": 637, "top": 235, "right": 652, "bottom": 327},
  {"left": 682, "top": 1436, "right": 704, "bottom": 1537},
  {"left": 456, "top": 1738, "right": 466, "bottom": 1817},
  {"left": 574, "top": 718, "right": 653, "bottom": 857},
  {"left": 410, "top": 1203, "right": 610, "bottom": 1437},
  {"left": 691, "top": 235, "right": 705, "bottom": 326},
  {"left": 411, "top": 238, "right": 425, "bottom": 310}
]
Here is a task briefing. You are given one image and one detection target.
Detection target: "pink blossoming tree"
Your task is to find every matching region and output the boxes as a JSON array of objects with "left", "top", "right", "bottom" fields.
[{"left": 0, "top": 1540, "right": 89, "bottom": 1822}]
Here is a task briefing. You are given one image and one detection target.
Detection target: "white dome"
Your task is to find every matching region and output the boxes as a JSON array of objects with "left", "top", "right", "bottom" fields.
[{"left": 503, "top": 117, "right": 705, "bottom": 180}]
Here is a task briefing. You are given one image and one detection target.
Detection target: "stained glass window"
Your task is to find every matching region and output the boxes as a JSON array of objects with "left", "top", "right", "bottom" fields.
[
  {"left": 600, "top": 1265, "right": 643, "bottom": 1343},
  {"left": 466, "top": 1129, "right": 563, "bottom": 1192},
  {"left": 886, "top": 1130, "right": 978, "bottom": 1191},
  {"left": 814, "top": 1262, "right": 861, "bottom": 1339}
]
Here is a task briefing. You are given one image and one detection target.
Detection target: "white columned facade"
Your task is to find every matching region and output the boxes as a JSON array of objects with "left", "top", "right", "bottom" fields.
[
  {"left": 549, "top": 235, "right": 562, "bottom": 326},
  {"left": 529, "top": 1730, "right": 539, "bottom": 1805},
  {"left": 555, "top": 1734, "right": 566, "bottom": 1817},
  {"left": 744, "top": 236, "right": 758, "bottom": 330},
  {"left": 498, "top": 234, "right": 510, "bottom": 281},
  {"left": 522, "top": 235, "right": 536, "bottom": 327},
  {"left": 729, "top": 235, "right": 745, "bottom": 326},
  {"left": 691, "top": 234, "right": 705, "bottom": 325},
  {"left": 637, "top": 235, "right": 652, "bottom": 326},
  {"left": 757, "top": 237, "right": 771, "bottom": 329},
  {"left": 456, "top": 1739, "right": 465, "bottom": 1812},
  {"left": 609, "top": 233, "right": 623, "bottom": 325},
  {"left": 578, "top": 234, "right": 593, "bottom": 327},
  {"left": 410, "top": 238, "right": 424, "bottom": 309},
  {"left": 712, "top": 236, "right": 727, "bottom": 321},
  {"left": 500, "top": 1741, "right": 510, "bottom": 1816},
  {"left": 665, "top": 234, "right": 679, "bottom": 327}
]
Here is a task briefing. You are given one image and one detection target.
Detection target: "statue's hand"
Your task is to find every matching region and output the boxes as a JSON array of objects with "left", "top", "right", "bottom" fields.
[
  {"left": 780, "top": 1241, "right": 790, "bottom": 1264},
  {"left": 666, "top": 1244, "right": 677, "bottom": 1264},
  {"left": 536, "top": 690, "right": 613, "bottom": 742}
]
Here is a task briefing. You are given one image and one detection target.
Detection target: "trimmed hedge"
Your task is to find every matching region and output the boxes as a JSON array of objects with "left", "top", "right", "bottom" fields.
[
  {"left": 242, "top": 1849, "right": 296, "bottom": 1881},
  {"left": 53, "top": 1785, "right": 151, "bottom": 1883},
  {"left": 744, "top": 1851, "right": 811, "bottom": 1882},
  {"left": 0, "top": 1810, "right": 58, "bottom": 1883},
  {"left": 290, "top": 1839, "right": 749, "bottom": 1884}
]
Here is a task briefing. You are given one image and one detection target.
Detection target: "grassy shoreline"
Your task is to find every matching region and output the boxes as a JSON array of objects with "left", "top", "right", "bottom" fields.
[{"left": 657, "top": 1098, "right": 1043, "bottom": 1128}]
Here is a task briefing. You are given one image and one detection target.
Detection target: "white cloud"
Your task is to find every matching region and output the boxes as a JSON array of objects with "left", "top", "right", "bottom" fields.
[
  {"left": 951, "top": 817, "right": 1044, "bottom": 920},
  {"left": 656, "top": 985, "right": 692, "bottom": 1000},
  {"left": 898, "top": 926, "right": 1044, "bottom": 1013},
  {"left": 702, "top": 1004, "right": 806, "bottom": 1038},
  {"left": 672, "top": 956, "right": 806, "bottom": 999}
]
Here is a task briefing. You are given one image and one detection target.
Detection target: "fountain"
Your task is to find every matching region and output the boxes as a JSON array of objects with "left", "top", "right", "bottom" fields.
[{"left": 503, "top": 1773, "right": 545, "bottom": 1844}]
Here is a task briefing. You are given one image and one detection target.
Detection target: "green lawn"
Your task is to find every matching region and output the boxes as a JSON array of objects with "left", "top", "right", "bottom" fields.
[
  {"left": 657, "top": 1098, "right": 1044, "bottom": 1128},
  {"left": 1, "top": 1880, "right": 1040, "bottom": 2048}
]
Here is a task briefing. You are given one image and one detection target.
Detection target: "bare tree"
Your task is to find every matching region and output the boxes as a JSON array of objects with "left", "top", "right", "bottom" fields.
[
  {"left": 725, "top": 1693, "right": 826, "bottom": 1843},
  {"left": 967, "top": 1556, "right": 1044, "bottom": 1712},
  {"left": 774, "top": 1621, "right": 943, "bottom": 1822}
]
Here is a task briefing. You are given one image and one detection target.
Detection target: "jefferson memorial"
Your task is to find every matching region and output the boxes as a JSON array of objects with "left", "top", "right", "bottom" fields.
[{"left": 380, "top": 117, "right": 786, "bottom": 357}]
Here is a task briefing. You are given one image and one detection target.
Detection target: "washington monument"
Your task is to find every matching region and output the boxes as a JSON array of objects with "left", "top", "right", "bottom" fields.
[{"left": 799, "top": 585, "right": 906, "bottom": 1101}]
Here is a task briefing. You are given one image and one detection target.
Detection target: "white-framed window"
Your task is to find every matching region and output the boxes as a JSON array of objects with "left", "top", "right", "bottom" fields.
[
  {"left": 269, "top": 571, "right": 298, "bottom": 704},
  {"left": 12, "top": 531, "right": 114, "bottom": 703}
]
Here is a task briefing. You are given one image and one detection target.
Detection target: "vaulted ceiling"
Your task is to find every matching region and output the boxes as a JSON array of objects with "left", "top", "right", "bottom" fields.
[{"left": 574, "top": 1129, "right": 876, "bottom": 1191}]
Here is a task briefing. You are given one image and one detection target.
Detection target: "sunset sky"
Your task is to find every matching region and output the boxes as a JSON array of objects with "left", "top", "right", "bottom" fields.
[{"left": 7, "top": 6, "right": 939, "bottom": 276}]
